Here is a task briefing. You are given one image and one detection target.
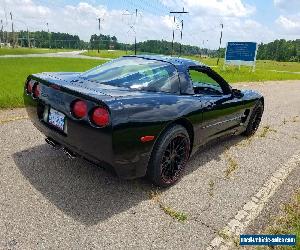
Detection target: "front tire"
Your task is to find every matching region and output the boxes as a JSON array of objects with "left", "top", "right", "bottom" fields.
[
  {"left": 243, "top": 101, "right": 264, "bottom": 136},
  {"left": 147, "top": 125, "right": 190, "bottom": 187}
]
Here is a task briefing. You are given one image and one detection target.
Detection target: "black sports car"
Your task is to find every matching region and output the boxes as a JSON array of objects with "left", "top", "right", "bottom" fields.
[{"left": 24, "top": 55, "right": 264, "bottom": 187}]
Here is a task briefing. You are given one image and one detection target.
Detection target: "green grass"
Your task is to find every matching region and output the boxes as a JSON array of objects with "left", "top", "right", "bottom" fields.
[
  {"left": 82, "top": 49, "right": 134, "bottom": 59},
  {"left": 1, "top": 51, "right": 300, "bottom": 109},
  {"left": 214, "top": 66, "right": 300, "bottom": 82},
  {"left": 186, "top": 56, "right": 300, "bottom": 82},
  {"left": 83, "top": 50, "right": 300, "bottom": 82},
  {"left": 159, "top": 204, "right": 188, "bottom": 222},
  {"left": 258, "top": 191, "right": 300, "bottom": 249},
  {"left": 150, "top": 190, "right": 188, "bottom": 222},
  {"left": 0, "top": 47, "right": 76, "bottom": 56},
  {"left": 0, "top": 58, "right": 105, "bottom": 108},
  {"left": 224, "top": 151, "right": 239, "bottom": 178}
]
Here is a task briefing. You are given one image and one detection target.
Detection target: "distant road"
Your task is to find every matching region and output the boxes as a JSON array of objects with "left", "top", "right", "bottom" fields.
[
  {"left": 268, "top": 69, "right": 300, "bottom": 74},
  {"left": 0, "top": 50, "right": 111, "bottom": 60}
]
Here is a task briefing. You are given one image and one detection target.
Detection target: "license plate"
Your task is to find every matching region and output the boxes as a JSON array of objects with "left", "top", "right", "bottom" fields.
[{"left": 48, "top": 108, "right": 65, "bottom": 131}]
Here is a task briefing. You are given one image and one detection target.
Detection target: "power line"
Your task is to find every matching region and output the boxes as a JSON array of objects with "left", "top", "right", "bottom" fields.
[
  {"left": 122, "top": 8, "right": 140, "bottom": 55},
  {"left": 170, "top": 7, "right": 189, "bottom": 56}
]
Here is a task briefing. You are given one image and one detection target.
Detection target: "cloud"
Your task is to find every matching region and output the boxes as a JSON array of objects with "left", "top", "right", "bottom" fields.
[
  {"left": 0, "top": 0, "right": 281, "bottom": 48},
  {"left": 47, "top": 2, "right": 172, "bottom": 43},
  {"left": 0, "top": 0, "right": 50, "bottom": 30},
  {"left": 276, "top": 15, "right": 300, "bottom": 34},
  {"left": 185, "top": 0, "right": 255, "bottom": 17},
  {"left": 274, "top": 0, "right": 300, "bottom": 36},
  {"left": 161, "top": 0, "right": 255, "bottom": 17},
  {"left": 0, "top": 0, "right": 50, "bottom": 19},
  {"left": 274, "top": 0, "right": 300, "bottom": 13}
]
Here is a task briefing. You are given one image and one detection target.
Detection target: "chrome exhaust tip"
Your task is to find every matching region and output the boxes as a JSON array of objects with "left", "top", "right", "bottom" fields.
[
  {"left": 45, "top": 137, "right": 61, "bottom": 150},
  {"left": 62, "top": 147, "right": 77, "bottom": 159}
]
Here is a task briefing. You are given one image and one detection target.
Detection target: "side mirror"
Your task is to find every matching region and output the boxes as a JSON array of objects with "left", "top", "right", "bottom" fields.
[{"left": 232, "top": 88, "right": 244, "bottom": 98}]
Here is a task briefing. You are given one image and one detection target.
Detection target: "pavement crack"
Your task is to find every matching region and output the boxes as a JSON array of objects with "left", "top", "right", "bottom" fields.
[
  {"left": 0, "top": 116, "right": 28, "bottom": 125},
  {"left": 149, "top": 190, "right": 188, "bottom": 222},
  {"left": 190, "top": 216, "right": 219, "bottom": 233}
]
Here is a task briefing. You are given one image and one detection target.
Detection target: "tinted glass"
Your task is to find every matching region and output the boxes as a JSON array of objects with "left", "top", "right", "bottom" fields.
[
  {"left": 80, "top": 57, "right": 179, "bottom": 93},
  {"left": 189, "top": 69, "right": 223, "bottom": 95}
]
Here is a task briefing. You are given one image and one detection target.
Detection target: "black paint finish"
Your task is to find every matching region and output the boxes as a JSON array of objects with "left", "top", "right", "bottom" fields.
[{"left": 24, "top": 55, "right": 263, "bottom": 179}]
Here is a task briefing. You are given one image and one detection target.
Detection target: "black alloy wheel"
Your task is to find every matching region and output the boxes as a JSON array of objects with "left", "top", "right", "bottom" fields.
[{"left": 147, "top": 125, "right": 190, "bottom": 187}]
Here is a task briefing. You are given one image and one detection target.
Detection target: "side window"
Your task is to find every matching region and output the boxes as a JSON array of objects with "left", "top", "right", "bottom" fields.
[
  {"left": 152, "top": 66, "right": 179, "bottom": 93},
  {"left": 189, "top": 69, "right": 224, "bottom": 95}
]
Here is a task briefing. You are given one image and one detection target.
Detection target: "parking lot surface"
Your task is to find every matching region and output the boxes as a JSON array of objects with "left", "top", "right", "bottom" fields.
[{"left": 0, "top": 80, "right": 299, "bottom": 249}]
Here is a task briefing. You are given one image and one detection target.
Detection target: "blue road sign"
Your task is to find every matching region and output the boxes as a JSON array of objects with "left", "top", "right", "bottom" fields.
[{"left": 225, "top": 42, "right": 257, "bottom": 62}]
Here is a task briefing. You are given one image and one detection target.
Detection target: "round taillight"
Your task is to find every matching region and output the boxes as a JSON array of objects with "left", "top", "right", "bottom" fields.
[
  {"left": 33, "top": 84, "right": 40, "bottom": 98},
  {"left": 91, "top": 107, "right": 110, "bottom": 127},
  {"left": 72, "top": 100, "right": 88, "bottom": 119},
  {"left": 26, "top": 80, "right": 34, "bottom": 94}
]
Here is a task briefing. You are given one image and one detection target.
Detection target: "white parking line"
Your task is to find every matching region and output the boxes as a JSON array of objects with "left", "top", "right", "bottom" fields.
[{"left": 207, "top": 151, "right": 300, "bottom": 250}]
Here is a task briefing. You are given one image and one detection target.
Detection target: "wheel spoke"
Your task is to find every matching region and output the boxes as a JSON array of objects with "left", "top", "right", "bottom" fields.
[{"left": 160, "top": 134, "right": 189, "bottom": 183}]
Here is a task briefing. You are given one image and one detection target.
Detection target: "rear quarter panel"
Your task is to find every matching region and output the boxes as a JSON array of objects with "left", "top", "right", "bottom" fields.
[{"left": 111, "top": 93, "right": 202, "bottom": 166}]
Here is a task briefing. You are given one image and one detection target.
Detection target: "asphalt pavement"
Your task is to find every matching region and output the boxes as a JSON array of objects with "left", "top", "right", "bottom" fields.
[{"left": 0, "top": 80, "right": 299, "bottom": 249}]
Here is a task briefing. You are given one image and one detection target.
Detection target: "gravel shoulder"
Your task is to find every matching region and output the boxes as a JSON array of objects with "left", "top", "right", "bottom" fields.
[{"left": 0, "top": 80, "right": 299, "bottom": 249}]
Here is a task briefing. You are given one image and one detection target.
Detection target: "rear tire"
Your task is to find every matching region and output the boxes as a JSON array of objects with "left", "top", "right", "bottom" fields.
[
  {"left": 243, "top": 101, "right": 264, "bottom": 136},
  {"left": 147, "top": 125, "right": 190, "bottom": 187}
]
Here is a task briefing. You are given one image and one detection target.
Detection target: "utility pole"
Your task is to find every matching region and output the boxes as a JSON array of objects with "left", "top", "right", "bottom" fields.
[
  {"left": 122, "top": 9, "right": 138, "bottom": 55},
  {"left": 0, "top": 19, "right": 3, "bottom": 45},
  {"left": 97, "top": 17, "right": 101, "bottom": 53},
  {"left": 171, "top": 16, "right": 175, "bottom": 56},
  {"left": 10, "top": 12, "right": 14, "bottom": 47},
  {"left": 217, "top": 23, "right": 223, "bottom": 65},
  {"left": 27, "top": 28, "right": 30, "bottom": 48},
  {"left": 179, "top": 20, "right": 183, "bottom": 56},
  {"left": 170, "top": 7, "right": 188, "bottom": 56},
  {"left": 46, "top": 22, "right": 51, "bottom": 48},
  {"left": 134, "top": 9, "right": 137, "bottom": 55},
  {"left": 97, "top": 17, "right": 105, "bottom": 53},
  {"left": 4, "top": 8, "right": 8, "bottom": 44}
]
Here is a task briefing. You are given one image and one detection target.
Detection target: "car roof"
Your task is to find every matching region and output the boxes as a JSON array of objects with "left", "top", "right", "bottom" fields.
[{"left": 123, "top": 54, "right": 207, "bottom": 68}]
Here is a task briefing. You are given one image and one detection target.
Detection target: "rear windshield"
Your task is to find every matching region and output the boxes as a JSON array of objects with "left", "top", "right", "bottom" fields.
[{"left": 80, "top": 57, "right": 179, "bottom": 93}]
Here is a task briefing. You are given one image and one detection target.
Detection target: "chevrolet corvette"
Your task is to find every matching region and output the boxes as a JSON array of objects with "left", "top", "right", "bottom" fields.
[{"left": 24, "top": 55, "right": 264, "bottom": 187}]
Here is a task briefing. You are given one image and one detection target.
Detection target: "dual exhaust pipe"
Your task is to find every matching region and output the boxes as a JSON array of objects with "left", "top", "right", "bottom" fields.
[{"left": 45, "top": 137, "right": 77, "bottom": 159}]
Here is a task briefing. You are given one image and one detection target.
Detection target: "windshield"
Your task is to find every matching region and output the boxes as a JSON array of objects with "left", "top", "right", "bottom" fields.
[{"left": 80, "top": 57, "right": 179, "bottom": 93}]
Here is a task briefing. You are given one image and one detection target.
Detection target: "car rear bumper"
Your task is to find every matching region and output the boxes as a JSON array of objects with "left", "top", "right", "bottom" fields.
[{"left": 25, "top": 101, "right": 150, "bottom": 180}]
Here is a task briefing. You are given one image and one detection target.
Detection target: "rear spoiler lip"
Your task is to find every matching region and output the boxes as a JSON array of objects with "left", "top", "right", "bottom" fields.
[{"left": 28, "top": 74, "right": 116, "bottom": 106}]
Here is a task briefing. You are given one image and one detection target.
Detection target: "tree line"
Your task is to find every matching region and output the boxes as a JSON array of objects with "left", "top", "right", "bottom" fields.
[
  {"left": 257, "top": 39, "right": 299, "bottom": 62},
  {"left": 89, "top": 35, "right": 300, "bottom": 62},
  {"left": 0, "top": 30, "right": 89, "bottom": 49},
  {"left": 89, "top": 34, "right": 217, "bottom": 56}
]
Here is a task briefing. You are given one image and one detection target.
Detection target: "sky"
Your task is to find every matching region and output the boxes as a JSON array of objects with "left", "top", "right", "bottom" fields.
[{"left": 0, "top": 0, "right": 299, "bottom": 49}]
